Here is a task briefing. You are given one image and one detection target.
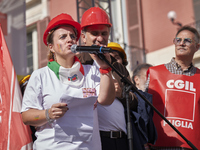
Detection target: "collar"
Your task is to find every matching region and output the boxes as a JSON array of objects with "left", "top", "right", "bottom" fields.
[
  {"left": 48, "top": 56, "right": 85, "bottom": 87},
  {"left": 171, "top": 57, "right": 193, "bottom": 71}
]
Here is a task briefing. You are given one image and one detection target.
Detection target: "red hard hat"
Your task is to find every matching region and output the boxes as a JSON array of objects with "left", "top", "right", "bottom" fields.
[
  {"left": 81, "top": 7, "right": 112, "bottom": 29},
  {"left": 43, "top": 13, "right": 81, "bottom": 46}
]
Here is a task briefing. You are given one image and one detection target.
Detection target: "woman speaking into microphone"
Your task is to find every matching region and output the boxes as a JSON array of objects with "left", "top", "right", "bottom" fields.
[{"left": 21, "top": 13, "right": 115, "bottom": 150}]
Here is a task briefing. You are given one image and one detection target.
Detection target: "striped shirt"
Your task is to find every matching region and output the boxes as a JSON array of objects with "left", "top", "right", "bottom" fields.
[{"left": 146, "top": 58, "right": 196, "bottom": 150}]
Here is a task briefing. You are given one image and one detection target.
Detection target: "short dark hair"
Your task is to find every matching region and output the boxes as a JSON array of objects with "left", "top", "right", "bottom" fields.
[
  {"left": 176, "top": 26, "right": 200, "bottom": 43},
  {"left": 132, "top": 63, "right": 152, "bottom": 85}
]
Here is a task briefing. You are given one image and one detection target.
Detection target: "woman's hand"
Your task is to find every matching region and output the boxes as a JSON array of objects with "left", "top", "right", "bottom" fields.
[
  {"left": 48, "top": 103, "right": 69, "bottom": 119},
  {"left": 90, "top": 53, "right": 111, "bottom": 69}
]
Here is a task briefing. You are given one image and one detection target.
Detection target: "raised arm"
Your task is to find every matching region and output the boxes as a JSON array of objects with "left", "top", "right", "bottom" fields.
[{"left": 91, "top": 53, "right": 115, "bottom": 105}]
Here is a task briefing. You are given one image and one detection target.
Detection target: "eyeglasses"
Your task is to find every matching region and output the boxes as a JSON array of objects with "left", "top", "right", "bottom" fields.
[{"left": 173, "top": 37, "right": 195, "bottom": 46}]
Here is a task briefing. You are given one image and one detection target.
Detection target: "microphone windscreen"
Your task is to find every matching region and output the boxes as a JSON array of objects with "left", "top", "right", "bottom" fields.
[{"left": 71, "top": 44, "right": 77, "bottom": 53}]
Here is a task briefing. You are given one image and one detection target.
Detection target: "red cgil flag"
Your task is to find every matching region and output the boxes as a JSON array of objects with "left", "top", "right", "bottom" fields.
[{"left": 0, "top": 25, "right": 33, "bottom": 149}]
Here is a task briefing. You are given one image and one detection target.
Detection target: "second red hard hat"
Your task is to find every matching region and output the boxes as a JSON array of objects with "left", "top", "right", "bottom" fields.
[{"left": 81, "top": 7, "right": 112, "bottom": 29}]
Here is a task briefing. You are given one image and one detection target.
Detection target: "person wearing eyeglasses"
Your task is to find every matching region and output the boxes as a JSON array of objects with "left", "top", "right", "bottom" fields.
[{"left": 146, "top": 26, "right": 200, "bottom": 149}]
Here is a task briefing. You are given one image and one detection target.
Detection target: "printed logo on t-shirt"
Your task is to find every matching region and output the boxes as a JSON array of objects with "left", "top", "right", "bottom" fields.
[
  {"left": 68, "top": 74, "right": 78, "bottom": 81},
  {"left": 82, "top": 88, "right": 96, "bottom": 98}
]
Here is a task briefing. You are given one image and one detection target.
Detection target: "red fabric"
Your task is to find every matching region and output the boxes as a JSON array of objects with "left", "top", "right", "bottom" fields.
[
  {"left": 49, "top": 58, "right": 54, "bottom": 62},
  {"left": 99, "top": 67, "right": 112, "bottom": 74},
  {"left": 74, "top": 56, "right": 84, "bottom": 75},
  {"left": 148, "top": 65, "right": 200, "bottom": 149},
  {"left": 0, "top": 26, "right": 32, "bottom": 149}
]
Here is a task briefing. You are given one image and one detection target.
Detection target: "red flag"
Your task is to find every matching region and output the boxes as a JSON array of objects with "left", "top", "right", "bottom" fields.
[{"left": 0, "top": 26, "right": 33, "bottom": 149}]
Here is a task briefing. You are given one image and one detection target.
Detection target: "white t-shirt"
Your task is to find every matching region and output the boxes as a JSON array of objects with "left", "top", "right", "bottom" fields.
[
  {"left": 21, "top": 61, "right": 101, "bottom": 150},
  {"left": 93, "top": 61, "right": 127, "bottom": 133}
]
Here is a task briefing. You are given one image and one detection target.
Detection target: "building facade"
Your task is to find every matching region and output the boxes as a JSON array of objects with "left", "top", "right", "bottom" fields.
[{"left": 25, "top": 0, "right": 200, "bottom": 77}]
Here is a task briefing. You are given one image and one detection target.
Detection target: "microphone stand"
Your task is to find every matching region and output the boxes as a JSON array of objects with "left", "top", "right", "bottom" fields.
[
  {"left": 123, "top": 83, "right": 134, "bottom": 150},
  {"left": 96, "top": 52, "right": 198, "bottom": 150}
]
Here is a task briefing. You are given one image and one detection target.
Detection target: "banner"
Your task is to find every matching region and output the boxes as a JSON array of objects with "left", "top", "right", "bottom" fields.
[{"left": 0, "top": 26, "right": 32, "bottom": 149}]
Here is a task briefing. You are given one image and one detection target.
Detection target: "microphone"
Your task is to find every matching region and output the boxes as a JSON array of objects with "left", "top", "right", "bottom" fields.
[{"left": 71, "top": 44, "right": 113, "bottom": 54}]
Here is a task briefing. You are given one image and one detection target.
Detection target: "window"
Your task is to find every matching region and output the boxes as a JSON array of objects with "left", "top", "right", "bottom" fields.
[
  {"left": 26, "top": 32, "right": 33, "bottom": 74},
  {"left": 26, "top": 26, "right": 38, "bottom": 74}
]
